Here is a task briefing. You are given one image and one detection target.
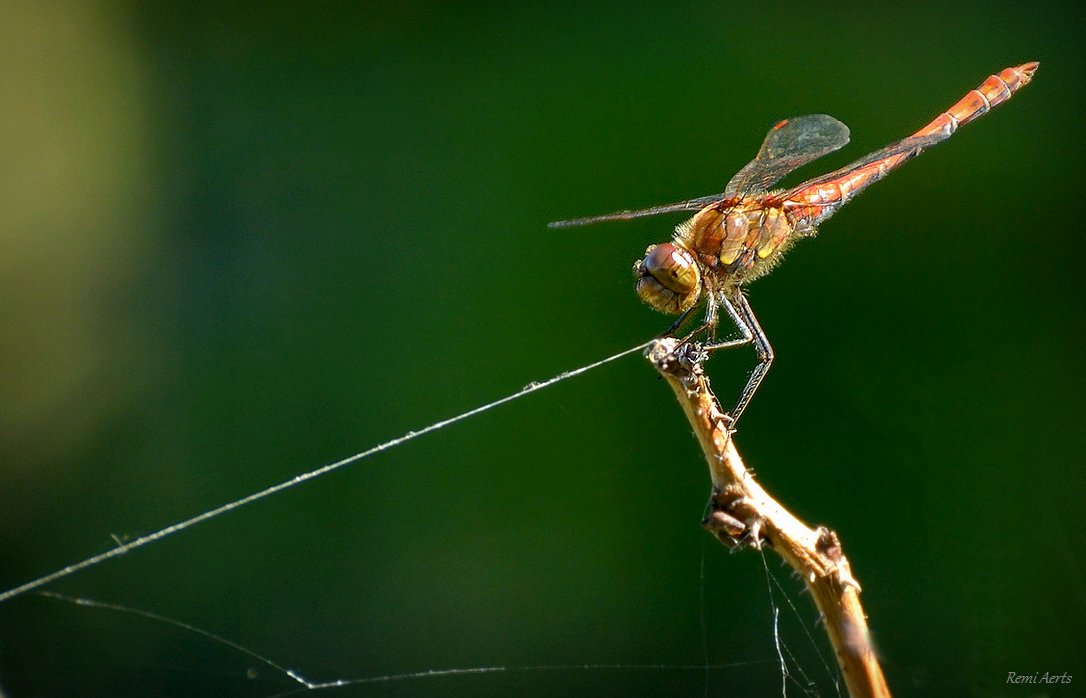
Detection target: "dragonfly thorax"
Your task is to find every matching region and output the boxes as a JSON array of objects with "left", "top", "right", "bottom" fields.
[{"left": 633, "top": 242, "right": 702, "bottom": 314}]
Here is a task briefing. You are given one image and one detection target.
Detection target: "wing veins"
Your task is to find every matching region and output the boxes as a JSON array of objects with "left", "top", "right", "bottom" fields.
[
  {"left": 725, "top": 114, "right": 851, "bottom": 198},
  {"left": 780, "top": 131, "right": 949, "bottom": 202},
  {"left": 547, "top": 194, "right": 725, "bottom": 228}
]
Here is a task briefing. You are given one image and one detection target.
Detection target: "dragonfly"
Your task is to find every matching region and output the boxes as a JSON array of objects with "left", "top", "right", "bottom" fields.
[{"left": 551, "top": 62, "right": 1038, "bottom": 427}]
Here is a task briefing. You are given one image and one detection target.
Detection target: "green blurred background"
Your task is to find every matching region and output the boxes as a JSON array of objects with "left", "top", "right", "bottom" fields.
[{"left": 1, "top": 2, "right": 1083, "bottom": 696}]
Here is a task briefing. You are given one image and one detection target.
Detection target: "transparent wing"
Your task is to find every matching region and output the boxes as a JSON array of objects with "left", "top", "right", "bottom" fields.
[
  {"left": 779, "top": 130, "right": 948, "bottom": 205},
  {"left": 549, "top": 115, "right": 850, "bottom": 228},
  {"left": 724, "top": 114, "right": 851, "bottom": 198},
  {"left": 547, "top": 193, "right": 726, "bottom": 228}
]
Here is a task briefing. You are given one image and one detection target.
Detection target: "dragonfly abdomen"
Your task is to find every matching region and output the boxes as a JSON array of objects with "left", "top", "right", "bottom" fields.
[
  {"left": 915, "top": 62, "right": 1038, "bottom": 140},
  {"left": 777, "top": 62, "right": 1038, "bottom": 232}
]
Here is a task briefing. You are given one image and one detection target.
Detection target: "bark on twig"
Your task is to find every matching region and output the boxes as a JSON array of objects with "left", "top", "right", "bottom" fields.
[{"left": 646, "top": 338, "right": 890, "bottom": 698}]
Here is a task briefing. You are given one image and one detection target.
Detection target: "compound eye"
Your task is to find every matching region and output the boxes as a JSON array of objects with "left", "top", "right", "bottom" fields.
[
  {"left": 634, "top": 243, "right": 701, "bottom": 314},
  {"left": 642, "top": 243, "right": 699, "bottom": 296}
]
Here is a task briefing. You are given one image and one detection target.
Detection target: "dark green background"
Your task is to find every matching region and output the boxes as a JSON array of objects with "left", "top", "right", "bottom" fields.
[{"left": 2, "top": 3, "right": 1083, "bottom": 697}]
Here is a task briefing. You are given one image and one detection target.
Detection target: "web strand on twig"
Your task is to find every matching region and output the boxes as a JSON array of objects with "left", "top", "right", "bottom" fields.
[{"left": 0, "top": 340, "right": 651, "bottom": 605}]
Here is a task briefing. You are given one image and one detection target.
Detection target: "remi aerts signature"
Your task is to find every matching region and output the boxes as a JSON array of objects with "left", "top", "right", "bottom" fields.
[{"left": 1006, "top": 671, "right": 1072, "bottom": 685}]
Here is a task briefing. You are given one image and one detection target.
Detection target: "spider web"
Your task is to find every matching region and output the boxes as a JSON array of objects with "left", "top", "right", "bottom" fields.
[
  {"left": 0, "top": 343, "right": 842, "bottom": 698},
  {"left": 16, "top": 552, "right": 840, "bottom": 698}
]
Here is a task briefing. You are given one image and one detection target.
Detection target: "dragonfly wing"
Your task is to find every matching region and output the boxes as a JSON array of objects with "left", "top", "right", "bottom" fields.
[
  {"left": 550, "top": 116, "right": 849, "bottom": 228},
  {"left": 724, "top": 114, "right": 851, "bottom": 198},
  {"left": 548, "top": 193, "right": 726, "bottom": 228},
  {"left": 780, "top": 131, "right": 948, "bottom": 207}
]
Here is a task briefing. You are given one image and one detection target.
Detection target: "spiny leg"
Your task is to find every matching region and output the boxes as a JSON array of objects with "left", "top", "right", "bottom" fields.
[
  {"left": 719, "top": 289, "right": 774, "bottom": 425},
  {"left": 662, "top": 304, "right": 699, "bottom": 337},
  {"left": 678, "top": 290, "right": 770, "bottom": 426},
  {"left": 702, "top": 291, "right": 754, "bottom": 353},
  {"left": 673, "top": 287, "right": 721, "bottom": 348}
]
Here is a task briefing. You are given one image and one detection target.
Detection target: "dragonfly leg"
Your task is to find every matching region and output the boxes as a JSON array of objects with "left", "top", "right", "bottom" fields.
[
  {"left": 662, "top": 304, "right": 699, "bottom": 337},
  {"left": 673, "top": 288, "right": 719, "bottom": 348},
  {"left": 702, "top": 292, "right": 753, "bottom": 352},
  {"left": 716, "top": 290, "right": 774, "bottom": 425}
]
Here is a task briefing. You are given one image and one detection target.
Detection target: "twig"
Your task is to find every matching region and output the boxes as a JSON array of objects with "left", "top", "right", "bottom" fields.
[{"left": 646, "top": 338, "right": 890, "bottom": 698}]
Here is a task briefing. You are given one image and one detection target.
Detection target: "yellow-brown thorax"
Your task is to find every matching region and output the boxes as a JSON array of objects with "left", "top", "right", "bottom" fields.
[{"left": 634, "top": 199, "right": 805, "bottom": 314}]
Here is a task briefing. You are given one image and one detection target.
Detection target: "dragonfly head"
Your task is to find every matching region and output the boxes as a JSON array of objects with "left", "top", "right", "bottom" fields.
[{"left": 634, "top": 242, "right": 701, "bottom": 314}]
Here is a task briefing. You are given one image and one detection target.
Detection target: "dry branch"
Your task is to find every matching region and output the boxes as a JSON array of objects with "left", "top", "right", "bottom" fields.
[{"left": 646, "top": 338, "right": 890, "bottom": 698}]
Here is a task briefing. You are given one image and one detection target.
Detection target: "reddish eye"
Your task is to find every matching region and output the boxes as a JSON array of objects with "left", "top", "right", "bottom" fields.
[
  {"left": 643, "top": 243, "right": 699, "bottom": 295},
  {"left": 634, "top": 243, "right": 701, "bottom": 314}
]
